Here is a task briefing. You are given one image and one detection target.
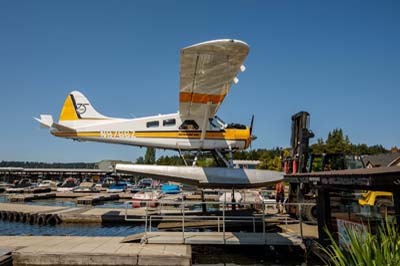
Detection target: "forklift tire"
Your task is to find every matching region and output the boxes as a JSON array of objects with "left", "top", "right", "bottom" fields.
[
  {"left": 302, "top": 200, "right": 317, "bottom": 224},
  {"left": 375, "top": 199, "right": 393, "bottom": 212}
]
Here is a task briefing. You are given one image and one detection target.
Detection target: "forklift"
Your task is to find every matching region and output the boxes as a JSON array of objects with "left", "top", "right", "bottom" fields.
[{"left": 283, "top": 111, "right": 364, "bottom": 223}]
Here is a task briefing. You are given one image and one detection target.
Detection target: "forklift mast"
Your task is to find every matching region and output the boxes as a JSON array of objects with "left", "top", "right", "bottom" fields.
[{"left": 289, "top": 111, "right": 314, "bottom": 173}]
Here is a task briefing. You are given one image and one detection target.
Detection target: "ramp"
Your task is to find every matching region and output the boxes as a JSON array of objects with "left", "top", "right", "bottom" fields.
[{"left": 122, "top": 232, "right": 304, "bottom": 247}]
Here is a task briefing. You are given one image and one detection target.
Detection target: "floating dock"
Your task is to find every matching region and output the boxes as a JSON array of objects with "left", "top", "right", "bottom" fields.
[
  {"left": 123, "top": 231, "right": 304, "bottom": 246},
  {"left": 76, "top": 194, "right": 120, "bottom": 205},
  {"left": 0, "top": 236, "right": 191, "bottom": 266},
  {"left": 5, "top": 187, "right": 51, "bottom": 194},
  {"left": 7, "top": 193, "right": 56, "bottom": 203},
  {"left": 0, "top": 203, "right": 149, "bottom": 225}
]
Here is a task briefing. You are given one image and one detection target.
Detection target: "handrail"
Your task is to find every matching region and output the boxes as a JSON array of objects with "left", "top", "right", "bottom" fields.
[{"left": 124, "top": 199, "right": 315, "bottom": 244}]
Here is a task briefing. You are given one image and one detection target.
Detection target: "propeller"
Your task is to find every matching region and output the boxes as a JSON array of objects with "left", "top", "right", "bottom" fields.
[
  {"left": 249, "top": 115, "right": 257, "bottom": 148},
  {"left": 250, "top": 114, "right": 254, "bottom": 136}
]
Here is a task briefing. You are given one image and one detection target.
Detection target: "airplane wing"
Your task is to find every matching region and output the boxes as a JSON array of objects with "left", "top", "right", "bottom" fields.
[{"left": 179, "top": 39, "right": 249, "bottom": 118}]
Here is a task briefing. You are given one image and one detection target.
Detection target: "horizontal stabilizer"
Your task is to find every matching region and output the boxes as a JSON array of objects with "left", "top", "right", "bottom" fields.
[
  {"left": 34, "top": 115, "right": 53, "bottom": 129},
  {"left": 115, "top": 164, "right": 283, "bottom": 188},
  {"left": 52, "top": 122, "right": 76, "bottom": 132}
]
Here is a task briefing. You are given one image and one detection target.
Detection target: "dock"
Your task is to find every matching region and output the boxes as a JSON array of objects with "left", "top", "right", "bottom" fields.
[
  {"left": 0, "top": 203, "right": 151, "bottom": 225},
  {"left": 7, "top": 193, "right": 56, "bottom": 202},
  {"left": 123, "top": 232, "right": 303, "bottom": 246},
  {"left": 278, "top": 223, "right": 318, "bottom": 239},
  {"left": 0, "top": 236, "right": 191, "bottom": 266},
  {"left": 76, "top": 194, "right": 120, "bottom": 205}
]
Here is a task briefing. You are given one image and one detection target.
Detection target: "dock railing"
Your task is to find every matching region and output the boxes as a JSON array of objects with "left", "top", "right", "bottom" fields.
[{"left": 124, "top": 198, "right": 316, "bottom": 244}]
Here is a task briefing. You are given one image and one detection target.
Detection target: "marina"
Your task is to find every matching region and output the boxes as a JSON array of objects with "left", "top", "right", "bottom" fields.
[
  {"left": 1, "top": 3, "right": 399, "bottom": 264},
  {"left": 0, "top": 192, "right": 313, "bottom": 266}
]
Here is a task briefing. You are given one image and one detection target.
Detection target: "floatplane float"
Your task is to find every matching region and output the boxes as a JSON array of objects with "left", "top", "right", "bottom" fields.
[{"left": 35, "top": 39, "right": 283, "bottom": 188}]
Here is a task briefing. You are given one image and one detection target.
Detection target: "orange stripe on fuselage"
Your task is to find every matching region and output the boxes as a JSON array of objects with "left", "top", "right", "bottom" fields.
[{"left": 179, "top": 92, "right": 226, "bottom": 104}]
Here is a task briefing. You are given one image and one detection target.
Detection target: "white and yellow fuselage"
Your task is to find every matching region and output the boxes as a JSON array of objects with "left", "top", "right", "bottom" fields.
[{"left": 37, "top": 91, "right": 251, "bottom": 151}]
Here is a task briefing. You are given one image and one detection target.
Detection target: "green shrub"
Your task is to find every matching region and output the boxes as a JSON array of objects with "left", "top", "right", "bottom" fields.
[{"left": 318, "top": 220, "right": 400, "bottom": 266}]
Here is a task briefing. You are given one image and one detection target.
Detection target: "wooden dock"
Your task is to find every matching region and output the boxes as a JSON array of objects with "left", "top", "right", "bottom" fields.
[
  {"left": 0, "top": 203, "right": 151, "bottom": 224},
  {"left": 0, "top": 236, "right": 191, "bottom": 266},
  {"left": 7, "top": 193, "right": 56, "bottom": 202},
  {"left": 278, "top": 222, "right": 318, "bottom": 239},
  {"left": 122, "top": 231, "right": 304, "bottom": 247},
  {"left": 76, "top": 194, "right": 120, "bottom": 205}
]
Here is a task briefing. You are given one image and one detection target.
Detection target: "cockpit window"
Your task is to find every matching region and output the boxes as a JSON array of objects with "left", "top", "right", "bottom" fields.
[
  {"left": 209, "top": 118, "right": 219, "bottom": 129},
  {"left": 163, "top": 119, "right": 176, "bottom": 127},
  {"left": 179, "top": 120, "right": 199, "bottom": 130},
  {"left": 209, "top": 116, "right": 226, "bottom": 129},
  {"left": 146, "top": 121, "right": 159, "bottom": 128}
]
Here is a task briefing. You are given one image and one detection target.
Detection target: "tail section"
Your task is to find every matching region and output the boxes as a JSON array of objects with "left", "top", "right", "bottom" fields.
[
  {"left": 34, "top": 115, "right": 53, "bottom": 128},
  {"left": 59, "top": 91, "right": 108, "bottom": 122}
]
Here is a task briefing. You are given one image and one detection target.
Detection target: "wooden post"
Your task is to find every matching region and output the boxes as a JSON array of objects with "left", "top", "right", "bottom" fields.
[
  {"left": 393, "top": 191, "right": 400, "bottom": 228},
  {"left": 317, "top": 188, "right": 330, "bottom": 245},
  {"left": 201, "top": 190, "right": 207, "bottom": 213}
]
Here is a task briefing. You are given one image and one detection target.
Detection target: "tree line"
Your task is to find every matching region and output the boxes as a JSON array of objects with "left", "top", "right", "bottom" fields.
[
  {"left": 135, "top": 128, "right": 392, "bottom": 171},
  {"left": 1, "top": 128, "right": 393, "bottom": 171}
]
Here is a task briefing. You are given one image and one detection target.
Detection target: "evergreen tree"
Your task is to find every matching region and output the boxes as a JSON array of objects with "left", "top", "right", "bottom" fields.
[
  {"left": 144, "top": 147, "right": 156, "bottom": 164},
  {"left": 135, "top": 156, "right": 145, "bottom": 164}
]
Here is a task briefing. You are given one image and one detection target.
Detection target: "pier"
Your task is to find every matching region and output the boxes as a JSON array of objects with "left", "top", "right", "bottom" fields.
[
  {"left": 0, "top": 203, "right": 149, "bottom": 225},
  {"left": 7, "top": 193, "right": 56, "bottom": 203},
  {"left": 0, "top": 236, "right": 191, "bottom": 266},
  {"left": 76, "top": 194, "right": 120, "bottom": 205},
  {"left": 123, "top": 231, "right": 304, "bottom": 246}
]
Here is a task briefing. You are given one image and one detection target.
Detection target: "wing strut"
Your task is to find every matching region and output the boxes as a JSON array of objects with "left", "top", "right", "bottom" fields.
[{"left": 200, "top": 101, "right": 212, "bottom": 142}]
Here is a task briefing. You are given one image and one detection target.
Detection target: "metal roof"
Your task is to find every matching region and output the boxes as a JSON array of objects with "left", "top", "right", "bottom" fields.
[{"left": 284, "top": 166, "right": 400, "bottom": 190}]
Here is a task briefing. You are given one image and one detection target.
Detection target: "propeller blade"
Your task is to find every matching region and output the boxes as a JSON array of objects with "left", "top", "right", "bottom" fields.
[
  {"left": 250, "top": 114, "right": 254, "bottom": 135},
  {"left": 249, "top": 114, "right": 255, "bottom": 149}
]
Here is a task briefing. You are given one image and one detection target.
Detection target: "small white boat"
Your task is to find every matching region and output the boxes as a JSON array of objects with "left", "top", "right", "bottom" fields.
[
  {"left": 6, "top": 178, "right": 33, "bottom": 193},
  {"left": 73, "top": 182, "right": 99, "bottom": 193},
  {"left": 219, "top": 192, "right": 242, "bottom": 204},
  {"left": 132, "top": 190, "right": 162, "bottom": 208},
  {"left": 57, "top": 178, "right": 79, "bottom": 192},
  {"left": 38, "top": 180, "right": 58, "bottom": 190}
]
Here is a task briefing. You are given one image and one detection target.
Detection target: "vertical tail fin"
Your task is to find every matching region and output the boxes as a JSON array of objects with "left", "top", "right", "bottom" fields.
[{"left": 59, "top": 91, "right": 108, "bottom": 122}]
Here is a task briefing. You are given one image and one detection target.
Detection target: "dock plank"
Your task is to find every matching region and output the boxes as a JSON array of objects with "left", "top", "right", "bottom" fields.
[
  {"left": 125, "top": 231, "right": 304, "bottom": 246},
  {"left": 0, "top": 236, "right": 191, "bottom": 266},
  {"left": 0, "top": 203, "right": 66, "bottom": 214}
]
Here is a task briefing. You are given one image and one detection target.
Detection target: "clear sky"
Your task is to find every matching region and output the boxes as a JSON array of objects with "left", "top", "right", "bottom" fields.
[{"left": 0, "top": 1, "right": 399, "bottom": 162}]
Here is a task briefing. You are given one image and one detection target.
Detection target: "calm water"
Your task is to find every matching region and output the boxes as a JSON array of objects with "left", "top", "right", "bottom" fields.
[{"left": 0, "top": 219, "right": 150, "bottom": 236}]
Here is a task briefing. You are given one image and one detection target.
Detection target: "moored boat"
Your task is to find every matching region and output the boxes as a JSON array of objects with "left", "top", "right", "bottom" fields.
[
  {"left": 132, "top": 189, "right": 162, "bottom": 208},
  {"left": 57, "top": 178, "right": 79, "bottom": 192}
]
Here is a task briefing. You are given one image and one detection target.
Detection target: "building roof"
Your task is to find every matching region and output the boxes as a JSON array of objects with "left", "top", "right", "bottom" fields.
[
  {"left": 284, "top": 166, "right": 400, "bottom": 190},
  {"left": 362, "top": 152, "right": 400, "bottom": 167}
]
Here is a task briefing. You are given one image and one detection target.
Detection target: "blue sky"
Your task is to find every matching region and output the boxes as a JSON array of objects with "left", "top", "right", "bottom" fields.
[{"left": 0, "top": 1, "right": 399, "bottom": 162}]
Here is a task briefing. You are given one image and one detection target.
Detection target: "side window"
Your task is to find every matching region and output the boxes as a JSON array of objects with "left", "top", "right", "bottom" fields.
[
  {"left": 146, "top": 121, "right": 159, "bottom": 128},
  {"left": 163, "top": 119, "right": 176, "bottom": 127},
  {"left": 179, "top": 120, "right": 199, "bottom": 130}
]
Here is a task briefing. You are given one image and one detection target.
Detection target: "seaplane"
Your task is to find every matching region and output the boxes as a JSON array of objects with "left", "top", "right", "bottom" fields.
[{"left": 35, "top": 39, "right": 283, "bottom": 188}]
